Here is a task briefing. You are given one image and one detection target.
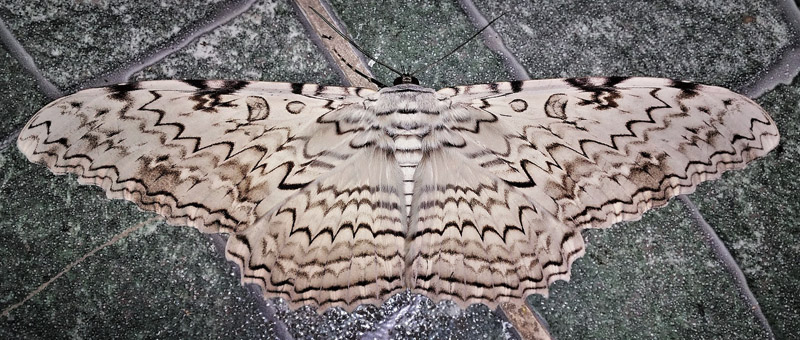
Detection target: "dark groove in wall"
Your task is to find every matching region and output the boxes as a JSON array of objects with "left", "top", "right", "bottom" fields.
[
  {"left": 0, "top": 127, "right": 22, "bottom": 152},
  {"left": 456, "top": 0, "right": 530, "bottom": 81},
  {"left": 0, "top": 17, "right": 63, "bottom": 152},
  {"left": 207, "top": 234, "right": 295, "bottom": 340},
  {"left": 740, "top": 0, "right": 800, "bottom": 98},
  {"left": 0, "top": 18, "right": 63, "bottom": 99},
  {"left": 316, "top": 0, "right": 377, "bottom": 81},
  {"left": 77, "top": 0, "right": 258, "bottom": 91},
  {"left": 677, "top": 195, "right": 775, "bottom": 339},
  {"left": 288, "top": 0, "right": 352, "bottom": 86}
]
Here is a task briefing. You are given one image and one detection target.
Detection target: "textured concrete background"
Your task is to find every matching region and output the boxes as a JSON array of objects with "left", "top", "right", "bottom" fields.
[{"left": 1, "top": 0, "right": 798, "bottom": 339}]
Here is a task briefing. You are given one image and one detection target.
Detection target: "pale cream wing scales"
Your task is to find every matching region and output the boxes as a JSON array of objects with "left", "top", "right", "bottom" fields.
[
  {"left": 17, "top": 79, "right": 409, "bottom": 311},
  {"left": 406, "top": 148, "right": 585, "bottom": 308},
  {"left": 225, "top": 148, "right": 407, "bottom": 310},
  {"left": 17, "top": 80, "right": 373, "bottom": 233},
  {"left": 439, "top": 77, "right": 780, "bottom": 230}
]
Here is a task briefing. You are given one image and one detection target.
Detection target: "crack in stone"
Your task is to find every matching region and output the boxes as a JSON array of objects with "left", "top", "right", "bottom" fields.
[
  {"left": 76, "top": 0, "right": 259, "bottom": 91},
  {"left": 457, "top": 0, "right": 530, "bottom": 81},
  {"left": 0, "top": 17, "right": 63, "bottom": 152},
  {"left": 1, "top": 217, "right": 160, "bottom": 319},
  {"left": 0, "top": 18, "right": 63, "bottom": 100},
  {"left": 206, "top": 234, "right": 295, "bottom": 340},
  {"left": 677, "top": 195, "right": 776, "bottom": 339},
  {"left": 741, "top": 45, "right": 800, "bottom": 99},
  {"left": 291, "top": 0, "right": 377, "bottom": 89},
  {"left": 0, "top": 126, "right": 21, "bottom": 152},
  {"left": 740, "top": 0, "right": 800, "bottom": 98}
]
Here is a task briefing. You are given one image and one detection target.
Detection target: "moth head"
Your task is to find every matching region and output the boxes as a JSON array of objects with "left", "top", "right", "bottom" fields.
[{"left": 393, "top": 74, "right": 420, "bottom": 85}]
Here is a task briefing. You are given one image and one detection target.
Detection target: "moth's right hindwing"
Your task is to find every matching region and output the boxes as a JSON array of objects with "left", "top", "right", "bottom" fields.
[{"left": 17, "top": 80, "right": 410, "bottom": 310}]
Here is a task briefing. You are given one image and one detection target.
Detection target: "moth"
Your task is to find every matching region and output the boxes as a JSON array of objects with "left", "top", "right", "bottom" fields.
[{"left": 17, "top": 74, "right": 780, "bottom": 311}]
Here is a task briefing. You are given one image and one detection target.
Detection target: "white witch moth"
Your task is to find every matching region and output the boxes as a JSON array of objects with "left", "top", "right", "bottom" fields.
[{"left": 17, "top": 75, "right": 779, "bottom": 310}]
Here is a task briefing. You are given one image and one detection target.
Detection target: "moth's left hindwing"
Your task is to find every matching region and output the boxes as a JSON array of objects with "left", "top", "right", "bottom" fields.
[{"left": 403, "top": 77, "right": 779, "bottom": 307}]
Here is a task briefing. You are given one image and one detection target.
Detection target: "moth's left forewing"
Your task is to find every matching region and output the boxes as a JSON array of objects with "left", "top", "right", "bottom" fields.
[{"left": 440, "top": 77, "right": 780, "bottom": 231}]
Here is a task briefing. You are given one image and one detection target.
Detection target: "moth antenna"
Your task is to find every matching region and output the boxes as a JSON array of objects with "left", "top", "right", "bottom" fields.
[
  {"left": 409, "top": 13, "right": 505, "bottom": 77},
  {"left": 330, "top": 46, "right": 388, "bottom": 88},
  {"left": 308, "top": 6, "right": 405, "bottom": 78}
]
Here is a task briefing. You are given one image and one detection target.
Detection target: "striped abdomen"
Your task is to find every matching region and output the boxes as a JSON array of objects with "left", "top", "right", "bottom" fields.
[{"left": 386, "top": 118, "right": 429, "bottom": 218}]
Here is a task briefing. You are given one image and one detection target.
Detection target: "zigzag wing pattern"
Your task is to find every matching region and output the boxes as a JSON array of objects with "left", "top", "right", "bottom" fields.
[
  {"left": 18, "top": 80, "right": 375, "bottom": 234},
  {"left": 17, "top": 79, "right": 414, "bottom": 311},
  {"left": 403, "top": 76, "right": 779, "bottom": 307},
  {"left": 225, "top": 149, "right": 407, "bottom": 310},
  {"left": 406, "top": 148, "right": 585, "bottom": 306},
  {"left": 438, "top": 77, "right": 780, "bottom": 231},
  {"left": 17, "top": 76, "right": 780, "bottom": 311}
]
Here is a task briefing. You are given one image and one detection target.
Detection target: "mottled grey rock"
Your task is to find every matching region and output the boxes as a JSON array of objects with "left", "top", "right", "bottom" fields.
[
  {"left": 0, "top": 0, "right": 232, "bottom": 89},
  {"left": 132, "top": 0, "right": 338, "bottom": 85},
  {"left": 474, "top": 0, "right": 793, "bottom": 88},
  {"left": 691, "top": 76, "right": 800, "bottom": 340},
  {"left": 327, "top": 0, "right": 510, "bottom": 88},
  {"left": 0, "top": 47, "right": 49, "bottom": 141}
]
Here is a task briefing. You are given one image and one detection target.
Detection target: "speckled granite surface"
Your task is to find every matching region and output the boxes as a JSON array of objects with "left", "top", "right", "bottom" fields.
[
  {"left": 132, "top": 0, "right": 338, "bottom": 84},
  {"left": 691, "top": 77, "right": 800, "bottom": 339},
  {"left": 1, "top": 0, "right": 797, "bottom": 339},
  {"left": 474, "top": 0, "right": 791, "bottom": 88},
  {"left": 0, "top": 48, "right": 48, "bottom": 140},
  {"left": 0, "top": 0, "right": 231, "bottom": 89}
]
